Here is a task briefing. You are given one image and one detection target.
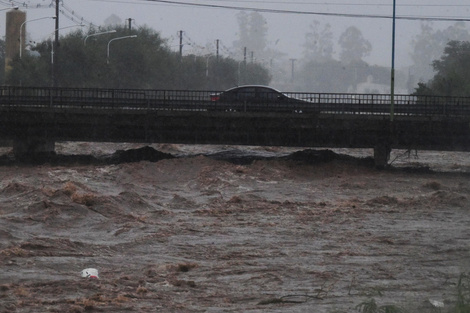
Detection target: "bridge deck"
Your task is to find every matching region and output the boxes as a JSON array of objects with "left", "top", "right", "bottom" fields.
[{"left": 0, "top": 86, "right": 469, "bottom": 167}]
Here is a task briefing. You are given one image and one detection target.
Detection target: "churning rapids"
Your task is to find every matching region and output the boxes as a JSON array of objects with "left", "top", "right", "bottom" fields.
[{"left": 0, "top": 142, "right": 469, "bottom": 312}]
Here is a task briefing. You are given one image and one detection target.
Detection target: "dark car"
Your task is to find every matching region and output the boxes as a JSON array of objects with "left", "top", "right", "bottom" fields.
[{"left": 210, "top": 85, "right": 309, "bottom": 112}]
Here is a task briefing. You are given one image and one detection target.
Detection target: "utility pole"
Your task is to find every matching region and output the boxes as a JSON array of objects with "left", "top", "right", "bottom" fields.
[
  {"left": 53, "top": 0, "right": 59, "bottom": 87},
  {"left": 390, "top": 0, "right": 396, "bottom": 122},
  {"left": 240, "top": 47, "right": 247, "bottom": 86},
  {"left": 216, "top": 39, "right": 219, "bottom": 62},
  {"left": 178, "top": 30, "right": 183, "bottom": 60},
  {"left": 289, "top": 58, "right": 297, "bottom": 83},
  {"left": 55, "top": 0, "right": 59, "bottom": 43}
]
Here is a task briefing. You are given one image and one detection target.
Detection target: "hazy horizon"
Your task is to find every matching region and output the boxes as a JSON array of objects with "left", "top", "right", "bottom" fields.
[{"left": 1, "top": 0, "right": 470, "bottom": 70}]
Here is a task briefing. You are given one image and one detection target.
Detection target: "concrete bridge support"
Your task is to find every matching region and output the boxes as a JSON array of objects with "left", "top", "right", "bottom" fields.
[
  {"left": 13, "top": 138, "right": 55, "bottom": 158},
  {"left": 374, "top": 142, "right": 391, "bottom": 169}
]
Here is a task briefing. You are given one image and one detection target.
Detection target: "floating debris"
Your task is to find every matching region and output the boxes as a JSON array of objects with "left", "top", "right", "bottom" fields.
[{"left": 81, "top": 268, "right": 99, "bottom": 279}]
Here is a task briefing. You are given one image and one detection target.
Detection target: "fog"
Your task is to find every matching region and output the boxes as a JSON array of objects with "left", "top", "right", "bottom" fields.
[{"left": 1, "top": 0, "right": 470, "bottom": 88}]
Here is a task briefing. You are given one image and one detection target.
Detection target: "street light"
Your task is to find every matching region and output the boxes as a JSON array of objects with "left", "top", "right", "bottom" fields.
[
  {"left": 84, "top": 29, "right": 117, "bottom": 46},
  {"left": 107, "top": 35, "right": 137, "bottom": 64},
  {"left": 0, "top": 6, "right": 18, "bottom": 11},
  {"left": 19, "top": 16, "right": 56, "bottom": 59}
]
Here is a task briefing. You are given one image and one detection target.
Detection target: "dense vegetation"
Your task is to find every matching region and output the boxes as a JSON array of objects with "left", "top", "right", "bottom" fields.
[
  {"left": 4, "top": 26, "right": 271, "bottom": 90},
  {"left": 414, "top": 40, "right": 470, "bottom": 97},
  {"left": 3, "top": 16, "right": 470, "bottom": 95}
]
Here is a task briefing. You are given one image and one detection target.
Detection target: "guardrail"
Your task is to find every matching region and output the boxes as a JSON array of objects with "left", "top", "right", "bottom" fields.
[{"left": 1, "top": 86, "right": 470, "bottom": 117}]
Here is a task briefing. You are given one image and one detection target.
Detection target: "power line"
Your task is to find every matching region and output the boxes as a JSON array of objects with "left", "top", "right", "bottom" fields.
[
  {"left": 117, "top": 0, "right": 470, "bottom": 22},
  {"left": 90, "top": 0, "right": 470, "bottom": 8},
  {"left": 9, "top": 0, "right": 470, "bottom": 32},
  {"left": 60, "top": 2, "right": 97, "bottom": 26},
  {"left": 10, "top": 0, "right": 470, "bottom": 12},
  {"left": 177, "top": 0, "right": 470, "bottom": 8},
  {"left": 0, "top": 0, "right": 52, "bottom": 9},
  {"left": 3, "top": 0, "right": 98, "bottom": 28}
]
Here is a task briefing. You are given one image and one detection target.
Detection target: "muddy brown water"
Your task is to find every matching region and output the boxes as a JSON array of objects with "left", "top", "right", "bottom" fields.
[{"left": 0, "top": 143, "right": 469, "bottom": 312}]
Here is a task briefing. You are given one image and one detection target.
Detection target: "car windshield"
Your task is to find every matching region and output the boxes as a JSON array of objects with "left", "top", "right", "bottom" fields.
[{"left": 236, "top": 87, "right": 256, "bottom": 101}]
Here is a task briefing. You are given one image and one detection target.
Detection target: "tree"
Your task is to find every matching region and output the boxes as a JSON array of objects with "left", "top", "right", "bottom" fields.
[
  {"left": 6, "top": 49, "right": 50, "bottom": 87},
  {"left": 296, "top": 59, "right": 350, "bottom": 92},
  {"left": 233, "top": 11, "right": 268, "bottom": 60},
  {"left": 7, "top": 27, "right": 173, "bottom": 88},
  {"left": 415, "top": 40, "right": 470, "bottom": 97},
  {"left": 410, "top": 22, "right": 470, "bottom": 84},
  {"left": 338, "top": 26, "right": 371, "bottom": 64},
  {"left": 303, "top": 20, "right": 334, "bottom": 62},
  {"left": 104, "top": 14, "right": 123, "bottom": 27},
  {"left": 0, "top": 39, "right": 5, "bottom": 84},
  {"left": 5, "top": 26, "right": 270, "bottom": 89},
  {"left": 295, "top": 56, "right": 392, "bottom": 93}
]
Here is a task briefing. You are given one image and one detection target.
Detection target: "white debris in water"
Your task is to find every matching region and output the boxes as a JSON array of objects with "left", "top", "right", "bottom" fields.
[
  {"left": 81, "top": 268, "right": 99, "bottom": 279},
  {"left": 429, "top": 299, "right": 445, "bottom": 308}
]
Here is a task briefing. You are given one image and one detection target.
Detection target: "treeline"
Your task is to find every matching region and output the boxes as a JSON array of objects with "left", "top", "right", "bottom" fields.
[
  {"left": 295, "top": 60, "right": 392, "bottom": 93},
  {"left": 414, "top": 40, "right": 470, "bottom": 97},
  {"left": 4, "top": 26, "right": 270, "bottom": 90}
]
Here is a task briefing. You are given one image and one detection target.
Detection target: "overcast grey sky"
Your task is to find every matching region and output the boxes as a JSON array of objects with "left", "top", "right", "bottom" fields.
[{"left": 1, "top": 0, "right": 470, "bottom": 68}]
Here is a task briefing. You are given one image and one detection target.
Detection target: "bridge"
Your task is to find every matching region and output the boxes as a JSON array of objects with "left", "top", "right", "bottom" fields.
[{"left": 0, "top": 86, "right": 469, "bottom": 168}]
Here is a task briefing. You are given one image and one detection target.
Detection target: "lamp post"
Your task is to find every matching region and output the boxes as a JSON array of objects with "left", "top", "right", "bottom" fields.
[
  {"left": 107, "top": 35, "right": 137, "bottom": 64},
  {"left": 84, "top": 29, "right": 117, "bottom": 46},
  {"left": 19, "top": 16, "right": 56, "bottom": 59}
]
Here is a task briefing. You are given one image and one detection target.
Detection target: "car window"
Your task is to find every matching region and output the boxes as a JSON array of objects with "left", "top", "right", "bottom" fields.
[
  {"left": 257, "top": 87, "right": 281, "bottom": 101},
  {"left": 238, "top": 87, "right": 256, "bottom": 101},
  {"left": 221, "top": 87, "right": 256, "bottom": 102}
]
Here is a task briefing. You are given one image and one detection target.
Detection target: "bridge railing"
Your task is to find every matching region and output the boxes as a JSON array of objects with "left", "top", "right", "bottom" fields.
[
  {"left": 0, "top": 87, "right": 215, "bottom": 110},
  {"left": 1, "top": 86, "right": 470, "bottom": 117},
  {"left": 288, "top": 92, "right": 470, "bottom": 116}
]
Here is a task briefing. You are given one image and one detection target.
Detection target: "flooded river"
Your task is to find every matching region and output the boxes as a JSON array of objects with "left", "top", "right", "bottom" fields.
[{"left": 0, "top": 143, "right": 469, "bottom": 312}]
